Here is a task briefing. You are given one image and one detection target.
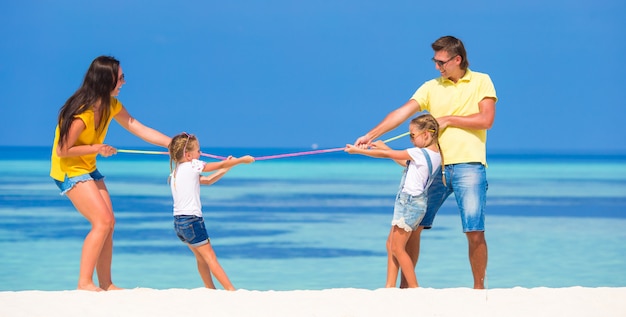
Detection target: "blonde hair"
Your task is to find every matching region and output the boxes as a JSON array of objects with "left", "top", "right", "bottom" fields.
[
  {"left": 410, "top": 114, "right": 446, "bottom": 184},
  {"left": 167, "top": 132, "right": 198, "bottom": 184}
]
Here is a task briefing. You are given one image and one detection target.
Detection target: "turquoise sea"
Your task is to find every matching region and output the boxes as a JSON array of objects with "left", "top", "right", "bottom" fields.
[{"left": 1, "top": 146, "right": 625, "bottom": 291}]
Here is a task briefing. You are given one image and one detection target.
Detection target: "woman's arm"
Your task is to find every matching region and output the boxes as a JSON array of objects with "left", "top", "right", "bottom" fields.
[
  {"left": 114, "top": 106, "right": 171, "bottom": 148},
  {"left": 56, "top": 118, "right": 116, "bottom": 158}
]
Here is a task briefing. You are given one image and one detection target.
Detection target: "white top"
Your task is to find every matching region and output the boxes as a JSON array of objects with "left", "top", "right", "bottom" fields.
[
  {"left": 170, "top": 159, "right": 206, "bottom": 217},
  {"left": 401, "top": 148, "right": 442, "bottom": 196}
]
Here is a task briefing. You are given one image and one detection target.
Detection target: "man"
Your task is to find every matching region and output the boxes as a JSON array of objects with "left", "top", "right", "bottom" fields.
[{"left": 354, "top": 35, "right": 497, "bottom": 289}]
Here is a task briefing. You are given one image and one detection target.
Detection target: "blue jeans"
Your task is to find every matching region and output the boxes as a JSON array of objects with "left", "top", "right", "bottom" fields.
[
  {"left": 174, "top": 215, "right": 209, "bottom": 247},
  {"left": 420, "top": 163, "right": 488, "bottom": 232},
  {"left": 392, "top": 192, "right": 427, "bottom": 232}
]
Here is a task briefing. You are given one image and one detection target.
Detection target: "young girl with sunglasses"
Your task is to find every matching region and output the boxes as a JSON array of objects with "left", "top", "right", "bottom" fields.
[
  {"left": 168, "top": 132, "right": 254, "bottom": 290},
  {"left": 345, "top": 113, "right": 442, "bottom": 288}
]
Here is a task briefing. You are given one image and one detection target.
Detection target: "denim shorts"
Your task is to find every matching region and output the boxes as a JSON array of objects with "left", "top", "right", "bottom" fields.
[
  {"left": 392, "top": 192, "right": 427, "bottom": 232},
  {"left": 420, "top": 163, "right": 488, "bottom": 232},
  {"left": 54, "top": 169, "right": 105, "bottom": 195},
  {"left": 174, "top": 215, "right": 209, "bottom": 247}
]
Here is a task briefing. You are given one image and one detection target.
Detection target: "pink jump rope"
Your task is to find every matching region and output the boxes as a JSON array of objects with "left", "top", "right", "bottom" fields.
[{"left": 117, "top": 132, "right": 409, "bottom": 161}]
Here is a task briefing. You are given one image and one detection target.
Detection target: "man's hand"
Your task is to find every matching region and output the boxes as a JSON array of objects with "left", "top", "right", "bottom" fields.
[{"left": 354, "top": 135, "right": 371, "bottom": 149}]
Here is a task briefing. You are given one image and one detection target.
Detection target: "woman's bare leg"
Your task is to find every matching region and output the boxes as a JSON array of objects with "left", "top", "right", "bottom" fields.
[
  {"left": 91, "top": 181, "right": 122, "bottom": 290},
  {"left": 66, "top": 180, "right": 115, "bottom": 291}
]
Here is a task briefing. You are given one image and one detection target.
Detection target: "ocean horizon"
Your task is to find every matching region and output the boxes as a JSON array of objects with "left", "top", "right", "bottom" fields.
[{"left": 1, "top": 146, "right": 625, "bottom": 291}]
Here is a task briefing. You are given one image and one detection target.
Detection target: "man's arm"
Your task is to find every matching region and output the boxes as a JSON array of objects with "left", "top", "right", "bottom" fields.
[
  {"left": 355, "top": 99, "right": 421, "bottom": 146},
  {"left": 437, "top": 97, "right": 496, "bottom": 130}
]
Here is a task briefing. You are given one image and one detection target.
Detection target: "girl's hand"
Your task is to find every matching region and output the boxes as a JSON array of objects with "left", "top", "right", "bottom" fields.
[
  {"left": 98, "top": 144, "right": 117, "bottom": 157},
  {"left": 370, "top": 140, "right": 394, "bottom": 151},
  {"left": 344, "top": 144, "right": 360, "bottom": 154},
  {"left": 240, "top": 155, "right": 255, "bottom": 163},
  {"left": 370, "top": 140, "right": 387, "bottom": 149}
]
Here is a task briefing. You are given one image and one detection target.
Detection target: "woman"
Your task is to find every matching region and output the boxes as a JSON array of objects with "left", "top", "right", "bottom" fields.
[
  {"left": 50, "top": 56, "right": 171, "bottom": 291},
  {"left": 345, "top": 114, "right": 442, "bottom": 288}
]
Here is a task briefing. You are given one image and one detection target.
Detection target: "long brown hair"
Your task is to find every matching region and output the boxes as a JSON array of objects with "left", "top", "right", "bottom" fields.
[{"left": 56, "top": 56, "right": 121, "bottom": 148}]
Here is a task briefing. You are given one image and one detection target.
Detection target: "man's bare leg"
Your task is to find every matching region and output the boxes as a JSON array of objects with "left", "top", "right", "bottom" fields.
[{"left": 466, "top": 231, "right": 487, "bottom": 289}]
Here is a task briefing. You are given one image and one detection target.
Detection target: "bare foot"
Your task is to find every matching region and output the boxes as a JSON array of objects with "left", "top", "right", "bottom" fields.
[
  {"left": 77, "top": 284, "right": 104, "bottom": 292},
  {"left": 102, "top": 284, "right": 124, "bottom": 291}
]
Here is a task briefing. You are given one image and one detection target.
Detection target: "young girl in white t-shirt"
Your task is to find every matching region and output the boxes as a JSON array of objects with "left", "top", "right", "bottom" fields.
[
  {"left": 168, "top": 132, "right": 254, "bottom": 290},
  {"left": 345, "top": 113, "right": 442, "bottom": 288}
]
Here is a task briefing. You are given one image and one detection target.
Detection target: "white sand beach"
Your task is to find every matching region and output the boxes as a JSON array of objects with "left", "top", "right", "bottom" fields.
[{"left": 1, "top": 287, "right": 624, "bottom": 317}]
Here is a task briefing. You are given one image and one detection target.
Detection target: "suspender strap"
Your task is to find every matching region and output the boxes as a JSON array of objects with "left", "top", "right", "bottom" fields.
[
  {"left": 420, "top": 148, "right": 438, "bottom": 190},
  {"left": 399, "top": 149, "right": 437, "bottom": 193},
  {"left": 421, "top": 148, "right": 432, "bottom": 176}
]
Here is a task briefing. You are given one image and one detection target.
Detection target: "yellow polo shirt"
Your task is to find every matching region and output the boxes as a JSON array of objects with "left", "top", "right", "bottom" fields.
[
  {"left": 411, "top": 69, "right": 497, "bottom": 165},
  {"left": 50, "top": 98, "right": 123, "bottom": 181}
]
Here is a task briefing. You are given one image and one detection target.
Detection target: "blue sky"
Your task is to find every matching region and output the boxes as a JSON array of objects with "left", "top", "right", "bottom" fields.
[{"left": 1, "top": 0, "right": 624, "bottom": 153}]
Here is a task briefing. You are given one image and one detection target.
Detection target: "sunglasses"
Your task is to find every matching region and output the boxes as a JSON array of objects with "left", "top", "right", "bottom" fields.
[
  {"left": 182, "top": 132, "right": 192, "bottom": 156},
  {"left": 431, "top": 55, "right": 457, "bottom": 68},
  {"left": 410, "top": 129, "right": 436, "bottom": 139}
]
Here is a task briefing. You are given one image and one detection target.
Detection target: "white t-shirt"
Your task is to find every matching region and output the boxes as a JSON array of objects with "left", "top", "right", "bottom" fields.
[
  {"left": 401, "top": 148, "right": 442, "bottom": 196},
  {"left": 170, "top": 159, "right": 206, "bottom": 217}
]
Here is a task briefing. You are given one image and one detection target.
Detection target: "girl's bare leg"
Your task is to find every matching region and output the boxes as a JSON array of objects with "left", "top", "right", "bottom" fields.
[
  {"left": 188, "top": 245, "right": 216, "bottom": 289},
  {"left": 66, "top": 180, "right": 115, "bottom": 291},
  {"left": 385, "top": 228, "right": 400, "bottom": 287},
  {"left": 400, "top": 226, "right": 423, "bottom": 288},
  {"left": 193, "top": 243, "right": 235, "bottom": 290},
  {"left": 390, "top": 226, "right": 418, "bottom": 288}
]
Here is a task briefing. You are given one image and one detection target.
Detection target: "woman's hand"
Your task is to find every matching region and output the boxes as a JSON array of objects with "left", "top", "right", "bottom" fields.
[{"left": 97, "top": 144, "right": 117, "bottom": 157}]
